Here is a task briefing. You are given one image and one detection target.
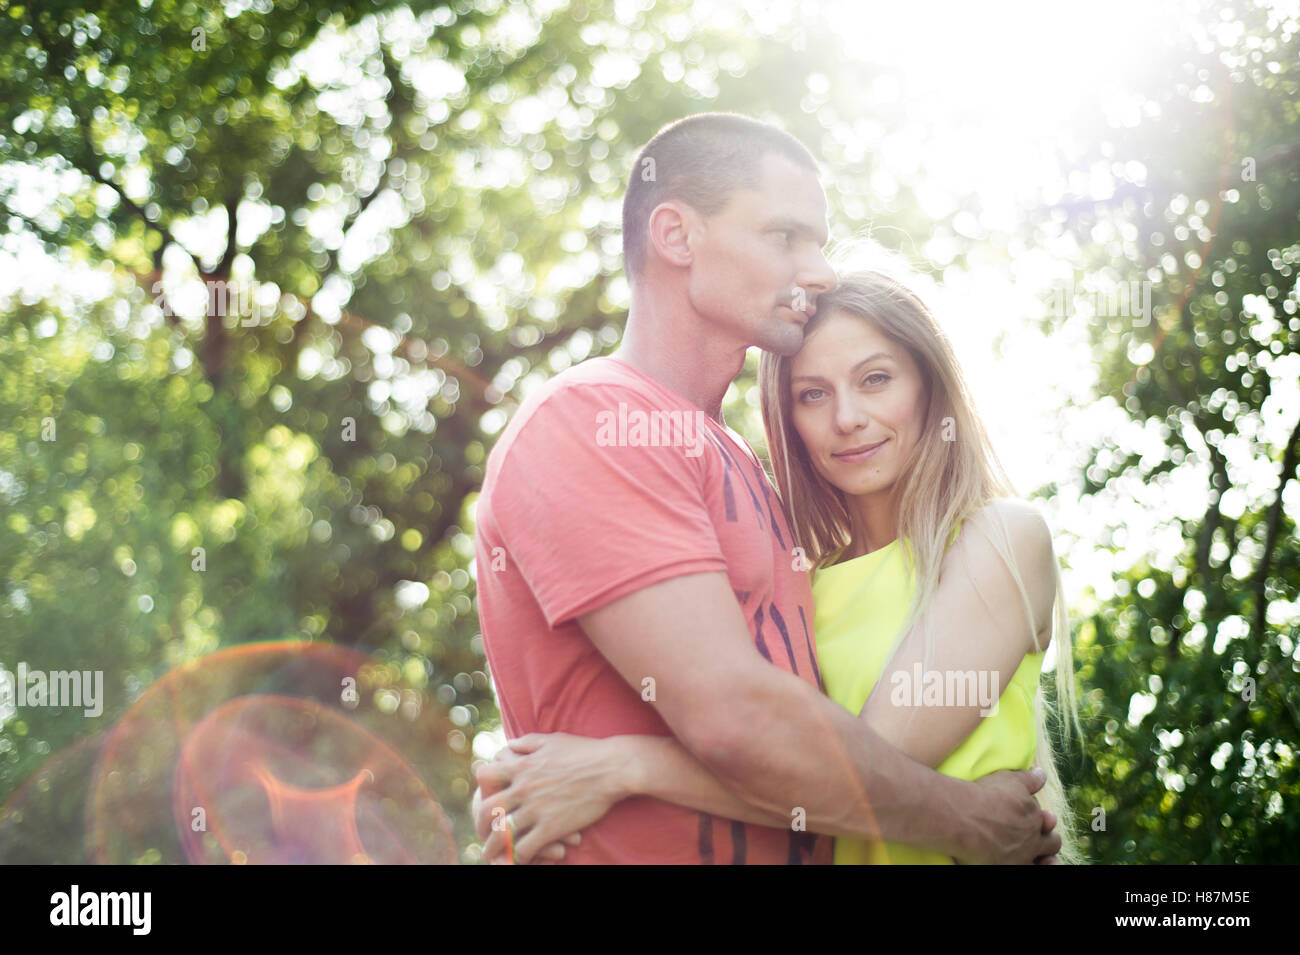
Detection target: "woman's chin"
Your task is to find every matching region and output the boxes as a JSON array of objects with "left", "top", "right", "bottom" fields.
[
  {"left": 834, "top": 470, "right": 898, "bottom": 499},
  {"left": 818, "top": 473, "right": 889, "bottom": 498}
]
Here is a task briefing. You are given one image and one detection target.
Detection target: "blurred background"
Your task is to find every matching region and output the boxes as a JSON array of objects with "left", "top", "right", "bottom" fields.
[{"left": 0, "top": 0, "right": 1296, "bottom": 864}]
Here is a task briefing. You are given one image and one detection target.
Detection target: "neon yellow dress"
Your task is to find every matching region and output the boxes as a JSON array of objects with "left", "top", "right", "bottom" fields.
[{"left": 811, "top": 537, "right": 1044, "bottom": 865}]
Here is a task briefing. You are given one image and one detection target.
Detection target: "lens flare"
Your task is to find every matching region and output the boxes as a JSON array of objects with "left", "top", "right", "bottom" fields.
[
  {"left": 172, "top": 694, "right": 454, "bottom": 864},
  {"left": 0, "top": 639, "right": 466, "bottom": 864}
]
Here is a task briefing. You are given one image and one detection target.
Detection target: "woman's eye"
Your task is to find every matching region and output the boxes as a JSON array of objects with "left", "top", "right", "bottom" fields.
[
  {"left": 863, "top": 373, "right": 890, "bottom": 387},
  {"left": 798, "top": 388, "right": 824, "bottom": 402}
]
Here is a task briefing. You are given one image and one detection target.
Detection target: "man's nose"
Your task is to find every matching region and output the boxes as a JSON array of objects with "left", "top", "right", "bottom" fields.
[{"left": 799, "top": 254, "right": 838, "bottom": 311}]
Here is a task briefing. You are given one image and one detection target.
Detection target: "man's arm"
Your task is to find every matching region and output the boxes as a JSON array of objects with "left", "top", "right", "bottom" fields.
[
  {"left": 558, "top": 501, "right": 1059, "bottom": 833},
  {"left": 577, "top": 570, "right": 1057, "bottom": 863}
]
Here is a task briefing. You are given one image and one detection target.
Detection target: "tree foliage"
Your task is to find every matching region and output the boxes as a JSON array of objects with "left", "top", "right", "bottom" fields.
[
  {"left": 1, "top": 0, "right": 1296, "bottom": 862},
  {"left": 1039, "top": 0, "right": 1300, "bottom": 862}
]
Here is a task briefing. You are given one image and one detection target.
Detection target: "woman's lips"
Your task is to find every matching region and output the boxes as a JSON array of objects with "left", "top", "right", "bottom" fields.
[{"left": 832, "top": 439, "right": 887, "bottom": 463}]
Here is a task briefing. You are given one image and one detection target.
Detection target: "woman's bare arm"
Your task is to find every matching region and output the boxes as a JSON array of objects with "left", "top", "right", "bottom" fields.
[{"left": 859, "top": 499, "right": 1058, "bottom": 767}]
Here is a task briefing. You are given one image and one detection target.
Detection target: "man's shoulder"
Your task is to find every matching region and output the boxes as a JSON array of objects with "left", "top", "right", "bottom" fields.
[
  {"left": 531, "top": 355, "right": 688, "bottom": 409},
  {"left": 482, "top": 357, "right": 684, "bottom": 481},
  {"left": 496, "top": 355, "right": 652, "bottom": 432}
]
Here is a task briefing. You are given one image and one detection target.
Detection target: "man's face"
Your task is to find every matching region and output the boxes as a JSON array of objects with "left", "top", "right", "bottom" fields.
[{"left": 684, "top": 153, "right": 837, "bottom": 355}]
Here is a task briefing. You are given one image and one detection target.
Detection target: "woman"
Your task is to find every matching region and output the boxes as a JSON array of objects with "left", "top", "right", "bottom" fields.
[{"left": 474, "top": 266, "right": 1083, "bottom": 865}]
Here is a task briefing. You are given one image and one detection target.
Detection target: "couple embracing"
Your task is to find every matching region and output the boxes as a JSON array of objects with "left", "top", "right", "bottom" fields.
[{"left": 470, "top": 112, "right": 1082, "bottom": 865}]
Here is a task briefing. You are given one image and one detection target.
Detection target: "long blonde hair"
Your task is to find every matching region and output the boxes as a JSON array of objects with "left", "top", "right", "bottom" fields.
[{"left": 758, "top": 265, "right": 1085, "bottom": 863}]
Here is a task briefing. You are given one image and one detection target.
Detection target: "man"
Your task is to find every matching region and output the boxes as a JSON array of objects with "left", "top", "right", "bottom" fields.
[{"left": 471, "top": 112, "right": 1060, "bottom": 864}]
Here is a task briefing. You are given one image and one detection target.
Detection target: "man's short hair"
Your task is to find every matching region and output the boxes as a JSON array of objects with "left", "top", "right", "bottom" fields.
[{"left": 621, "top": 113, "right": 820, "bottom": 278}]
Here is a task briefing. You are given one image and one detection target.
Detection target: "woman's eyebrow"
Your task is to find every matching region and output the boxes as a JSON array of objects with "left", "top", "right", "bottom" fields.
[{"left": 792, "top": 352, "right": 893, "bottom": 383}]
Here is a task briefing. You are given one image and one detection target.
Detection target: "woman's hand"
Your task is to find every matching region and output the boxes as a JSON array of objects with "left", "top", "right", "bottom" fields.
[{"left": 472, "top": 733, "right": 636, "bottom": 864}]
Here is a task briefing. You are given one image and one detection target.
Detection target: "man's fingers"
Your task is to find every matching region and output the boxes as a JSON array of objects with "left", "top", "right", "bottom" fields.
[
  {"left": 1022, "top": 767, "right": 1046, "bottom": 794},
  {"left": 473, "top": 755, "right": 522, "bottom": 839},
  {"left": 514, "top": 809, "right": 567, "bottom": 865},
  {"left": 474, "top": 786, "right": 516, "bottom": 841},
  {"left": 562, "top": 831, "right": 582, "bottom": 847},
  {"left": 472, "top": 789, "right": 494, "bottom": 840},
  {"left": 482, "top": 826, "right": 506, "bottom": 861},
  {"left": 475, "top": 758, "right": 513, "bottom": 790},
  {"left": 480, "top": 799, "right": 529, "bottom": 862},
  {"left": 507, "top": 734, "right": 546, "bottom": 754},
  {"left": 537, "top": 842, "right": 566, "bottom": 862},
  {"left": 1040, "top": 809, "right": 1062, "bottom": 858}
]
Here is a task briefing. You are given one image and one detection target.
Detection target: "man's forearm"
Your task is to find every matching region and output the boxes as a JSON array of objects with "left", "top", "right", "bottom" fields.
[
  {"left": 618, "top": 735, "right": 795, "bottom": 828},
  {"left": 699, "top": 666, "right": 982, "bottom": 858}
]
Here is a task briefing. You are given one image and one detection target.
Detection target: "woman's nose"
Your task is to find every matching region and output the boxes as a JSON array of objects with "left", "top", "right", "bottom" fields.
[{"left": 833, "top": 396, "right": 870, "bottom": 434}]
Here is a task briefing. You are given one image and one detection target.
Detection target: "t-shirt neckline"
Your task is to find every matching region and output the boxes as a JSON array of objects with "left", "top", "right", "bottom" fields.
[
  {"left": 602, "top": 355, "right": 760, "bottom": 468},
  {"left": 603, "top": 355, "right": 713, "bottom": 418}
]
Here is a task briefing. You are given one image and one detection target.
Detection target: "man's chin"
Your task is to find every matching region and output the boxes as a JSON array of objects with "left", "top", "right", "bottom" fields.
[{"left": 753, "top": 323, "right": 805, "bottom": 356}]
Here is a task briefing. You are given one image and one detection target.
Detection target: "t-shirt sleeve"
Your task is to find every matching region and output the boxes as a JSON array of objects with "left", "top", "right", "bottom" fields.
[{"left": 489, "top": 382, "right": 728, "bottom": 629}]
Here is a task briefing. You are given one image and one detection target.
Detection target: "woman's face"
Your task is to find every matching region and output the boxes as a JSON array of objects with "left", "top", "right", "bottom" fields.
[{"left": 788, "top": 308, "right": 929, "bottom": 499}]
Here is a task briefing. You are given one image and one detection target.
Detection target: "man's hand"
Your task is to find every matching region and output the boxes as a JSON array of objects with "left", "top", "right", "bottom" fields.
[
  {"left": 472, "top": 778, "right": 582, "bottom": 864},
  {"left": 1037, "top": 812, "right": 1060, "bottom": 865},
  {"left": 471, "top": 735, "right": 626, "bottom": 864},
  {"left": 956, "top": 768, "right": 1062, "bottom": 864}
]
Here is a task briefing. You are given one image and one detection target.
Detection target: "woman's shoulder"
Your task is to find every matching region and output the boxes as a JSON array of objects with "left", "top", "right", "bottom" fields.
[
  {"left": 963, "top": 498, "right": 1053, "bottom": 557},
  {"left": 949, "top": 498, "right": 1059, "bottom": 648}
]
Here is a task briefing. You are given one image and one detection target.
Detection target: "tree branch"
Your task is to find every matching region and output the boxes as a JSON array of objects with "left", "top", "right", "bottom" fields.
[
  {"left": 1252, "top": 414, "right": 1300, "bottom": 640},
  {"left": 1197, "top": 443, "right": 1230, "bottom": 662},
  {"left": 79, "top": 160, "right": 200, "bottom": 271}
]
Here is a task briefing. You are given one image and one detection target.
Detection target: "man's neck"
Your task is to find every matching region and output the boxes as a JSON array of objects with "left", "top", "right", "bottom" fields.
[{"left": 613, "top": 285, "right": 749, "bottom": 423}]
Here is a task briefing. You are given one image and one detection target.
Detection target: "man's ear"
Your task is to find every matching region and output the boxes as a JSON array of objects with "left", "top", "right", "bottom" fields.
[{"left": 646, "top": 200, "right": 696, "bottom": 269}]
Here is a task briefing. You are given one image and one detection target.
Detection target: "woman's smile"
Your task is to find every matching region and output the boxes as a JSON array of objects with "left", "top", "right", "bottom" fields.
[{"left": 831, "top": 438, "right": 888, "bottom": 463}]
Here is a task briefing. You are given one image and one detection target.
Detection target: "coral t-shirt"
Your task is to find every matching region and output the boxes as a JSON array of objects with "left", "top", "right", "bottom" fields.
[{"left": 473, "top": 355, "right": 831, "bottom": 864}]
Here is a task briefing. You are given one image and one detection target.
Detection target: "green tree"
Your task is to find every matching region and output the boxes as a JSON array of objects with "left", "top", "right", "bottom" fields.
[
  {"left": 0, "top": 0, "right": 921, "bottom": 858},
  {"left": 1038, "top": 0, "right": 1300, "bottom": 862}
]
